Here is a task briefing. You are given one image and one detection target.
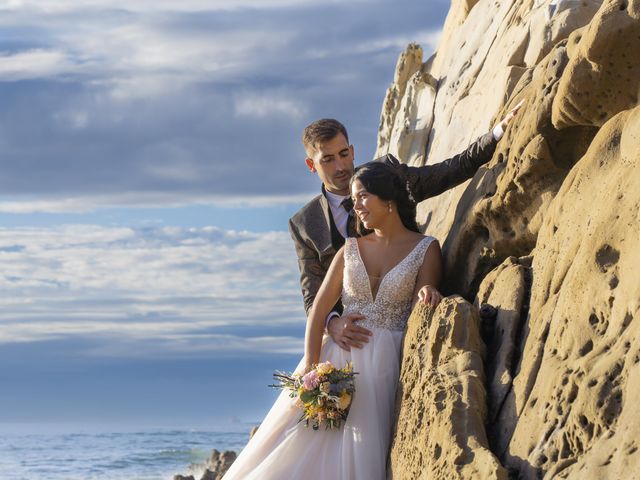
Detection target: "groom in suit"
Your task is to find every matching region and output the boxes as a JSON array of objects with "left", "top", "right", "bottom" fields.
[{"left": 289, "top": 107, "right": 521, "bottom": 351}]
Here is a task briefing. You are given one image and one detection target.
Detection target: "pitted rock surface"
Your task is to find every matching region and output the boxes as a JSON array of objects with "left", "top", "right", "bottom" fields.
[{"left": 381, "top": 1, "right": 640, "bottom": 479}]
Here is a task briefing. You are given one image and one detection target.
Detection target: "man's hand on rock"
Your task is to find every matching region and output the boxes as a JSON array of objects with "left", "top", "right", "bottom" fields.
[
  {"left": 495, "top": 99, "right": 525, "bottom": 135},
  {"left": 327, "top": 313, "right": 372, "bottom": 351}
]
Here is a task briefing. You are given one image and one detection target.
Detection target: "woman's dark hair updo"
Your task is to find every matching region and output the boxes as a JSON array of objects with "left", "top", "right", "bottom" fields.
[{"left": 350, "top": 161, "right": 419, "bottom": 234}]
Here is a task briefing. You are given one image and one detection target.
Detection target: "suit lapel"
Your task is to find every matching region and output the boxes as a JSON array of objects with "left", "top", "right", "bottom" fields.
[{"left": 316, "top": 194, "right": 335, "bottom": 254}]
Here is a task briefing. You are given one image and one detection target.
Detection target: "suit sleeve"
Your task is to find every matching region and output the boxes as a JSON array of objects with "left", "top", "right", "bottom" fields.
[
  {"left": 288, "top": 218, "right": 326, "bottom": 317},
  {"left": 406, "top": 132, "right": 497, "bottom": 202}
]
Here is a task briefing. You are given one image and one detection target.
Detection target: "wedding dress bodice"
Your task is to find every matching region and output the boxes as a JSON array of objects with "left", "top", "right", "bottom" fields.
[{"left": 342, "top": 236, "right": 434, "bottom": 331}]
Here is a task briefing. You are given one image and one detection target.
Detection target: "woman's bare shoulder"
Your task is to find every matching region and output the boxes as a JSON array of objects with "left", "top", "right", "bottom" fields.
[
  {"left": 357, "top": 233, "right": 377, "bottom": 245},
  {"left": 408, "top": 231, "right": 426, "bottom": 241}
]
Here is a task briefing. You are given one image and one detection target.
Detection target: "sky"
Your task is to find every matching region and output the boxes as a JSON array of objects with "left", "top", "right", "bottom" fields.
[{"left": 0, "top": 0, "right": 449, "bottom": 431}]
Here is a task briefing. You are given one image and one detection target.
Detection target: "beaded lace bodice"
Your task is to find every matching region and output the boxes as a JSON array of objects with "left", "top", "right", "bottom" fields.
[{"left": 342, "top": 236, "right": 434, "bottom": 331}]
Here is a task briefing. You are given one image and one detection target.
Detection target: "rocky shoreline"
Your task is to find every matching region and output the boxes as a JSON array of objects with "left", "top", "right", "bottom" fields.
[{"left": 174, "top": 449, "right": 237, "bottom": 480}]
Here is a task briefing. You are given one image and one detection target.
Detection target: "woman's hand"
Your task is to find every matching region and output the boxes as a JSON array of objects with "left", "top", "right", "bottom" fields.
[
  {"left": 299, "top": 358, "right": 314, "bottom": 375},
  {"left": 417, "top": 285, "right": 443, "bottom": 308}
]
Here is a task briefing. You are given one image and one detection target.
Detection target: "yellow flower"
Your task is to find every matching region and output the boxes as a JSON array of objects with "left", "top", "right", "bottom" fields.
[
  {"left": 320, "top": 382, "right": 331, "bottom": 394},
  {"left": 338, "top": 392, "right": 352, "bottom": 410},
  {"left": 316, "top": 361, "right": 334, "bottom": 376}
]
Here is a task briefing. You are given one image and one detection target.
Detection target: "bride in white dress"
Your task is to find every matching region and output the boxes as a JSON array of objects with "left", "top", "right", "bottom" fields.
[{"left": 223, "top": 162, "right": 443, "bottom": 480}]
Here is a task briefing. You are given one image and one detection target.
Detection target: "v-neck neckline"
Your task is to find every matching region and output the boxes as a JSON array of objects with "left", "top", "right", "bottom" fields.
[{"left": 353, "top": 237, "right": 426, "bottom": 303}]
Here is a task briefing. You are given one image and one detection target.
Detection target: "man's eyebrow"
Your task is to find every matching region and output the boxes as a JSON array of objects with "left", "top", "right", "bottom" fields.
[{"left": 321, "top": 153, "right": 335, "bottom": 159}]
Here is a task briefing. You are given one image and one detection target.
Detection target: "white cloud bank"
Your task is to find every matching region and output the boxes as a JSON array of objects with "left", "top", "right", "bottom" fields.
[
  {"left": 0, "top": 49, "right": 75, "bottom": 80},
  {"left": 0, "top": 192, "right": 315, "bottom": 213},
  {"left": 0, "top": 224, "right": 305, "bottom": 356}
]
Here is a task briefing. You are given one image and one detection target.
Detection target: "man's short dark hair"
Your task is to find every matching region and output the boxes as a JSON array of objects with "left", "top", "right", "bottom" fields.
[{"left": 302, "top": 118, "right": 349, "bottom": 154}]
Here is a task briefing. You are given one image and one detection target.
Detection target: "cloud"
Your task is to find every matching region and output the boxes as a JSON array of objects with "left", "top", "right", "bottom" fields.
[
  {"left": 0, "top": 224, "right": 306, "bottom": 356},
  {"left": 0, "top": 0, "right": 342, "bottom": 14},
  {"left": 0, "top": 0, "right": 449, "bottom": 206},
  {"left": 235, "top": 93, "right": 307, "bottom": 120},
  {"left": 0, "top": 192, "right": 315, "bottom": 213},
  {"left": 0, "top": 49, "right": 74, "bottom": 81}
]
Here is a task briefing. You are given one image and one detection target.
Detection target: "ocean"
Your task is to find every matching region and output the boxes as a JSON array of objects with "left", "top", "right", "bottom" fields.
[{"left": 0, "top": 425, "right": 254, "bottom": 480}]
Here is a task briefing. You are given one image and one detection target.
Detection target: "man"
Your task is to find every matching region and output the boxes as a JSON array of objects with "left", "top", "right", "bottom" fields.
[{"left": 289, "top": 104, "right": 522, "bottom": 351}]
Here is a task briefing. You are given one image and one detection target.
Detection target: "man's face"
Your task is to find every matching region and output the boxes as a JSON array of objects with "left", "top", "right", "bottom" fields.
[{"left": 305, "top": 133, "right": 355, "bottom": 195}]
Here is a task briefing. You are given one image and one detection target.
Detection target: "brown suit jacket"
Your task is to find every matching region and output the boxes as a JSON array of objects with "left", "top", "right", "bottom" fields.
[{"left": 288, "top": 132, "right": 497, "bottom": 316}]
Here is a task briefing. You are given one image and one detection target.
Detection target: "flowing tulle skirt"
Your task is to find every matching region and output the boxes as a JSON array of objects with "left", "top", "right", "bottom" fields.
[{"left": 222, "top": 327, "right": 403, "bottom": 480}]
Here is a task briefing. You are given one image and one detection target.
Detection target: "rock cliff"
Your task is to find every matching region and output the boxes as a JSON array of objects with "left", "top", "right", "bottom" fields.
[{"left": 380, "top": 0, "right": 640, "bottom": 478}]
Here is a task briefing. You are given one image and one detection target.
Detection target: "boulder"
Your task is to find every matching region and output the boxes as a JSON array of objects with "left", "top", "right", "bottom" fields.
[
  {"left": 388, "top": 298, "right": 507, "bottom": 479},
  {"left": 474, "top": 255, "right": 531, "bottom": 439},
  {"left": 205, "top": 449, "right": 237, "bottom": 479}
]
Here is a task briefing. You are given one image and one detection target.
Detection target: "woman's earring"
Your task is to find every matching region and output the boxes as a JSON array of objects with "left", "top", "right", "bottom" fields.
[{"left": 388, "top": 202, "right": 393, "bottom": 213}]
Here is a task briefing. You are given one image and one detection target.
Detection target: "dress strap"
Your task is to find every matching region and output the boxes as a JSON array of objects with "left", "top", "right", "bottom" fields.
[
  {"left": 344, "top": 237, "right": 357, "bottom": 256},
  {"left": 409, "top": 236, "right": 436, "bottom": 269},
  {"left": 343, "top": 237, "right": 359, "bottom": 270}
]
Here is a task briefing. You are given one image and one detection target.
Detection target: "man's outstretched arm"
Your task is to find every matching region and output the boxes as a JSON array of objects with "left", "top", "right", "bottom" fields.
[
  {"left": 383, "top": 100, "right": 524, "bottom": 202},
  {"left": 406, "top": 131, "right": 497, "bottom": 201}
]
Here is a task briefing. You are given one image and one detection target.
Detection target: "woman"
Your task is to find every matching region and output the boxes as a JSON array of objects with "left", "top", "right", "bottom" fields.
[{"left": 223, "top": 162, "right": 443, "bottom": 480}]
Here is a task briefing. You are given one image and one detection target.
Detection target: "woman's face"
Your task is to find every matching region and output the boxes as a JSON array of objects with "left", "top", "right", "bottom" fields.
[{"left": 351, "top": 178, "right": 388, "bottom": 230}]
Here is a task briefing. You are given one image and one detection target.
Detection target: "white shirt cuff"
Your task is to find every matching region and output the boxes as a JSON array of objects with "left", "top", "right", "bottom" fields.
[
  {"left": 325, "top": 311, "right": 340, "bottom": 332},
  {"left": 492, "top": 123, "right": 504, "bottom": 141}
]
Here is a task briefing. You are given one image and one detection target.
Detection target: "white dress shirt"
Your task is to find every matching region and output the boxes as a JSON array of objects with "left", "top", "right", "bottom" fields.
[{"left": 324, "top": 189, "right": 350, "bottom": 239}]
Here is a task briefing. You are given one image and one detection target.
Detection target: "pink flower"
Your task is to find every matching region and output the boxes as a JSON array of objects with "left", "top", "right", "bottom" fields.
[{"left": 302, "top": 370, "right": 320, "bottom": 390}]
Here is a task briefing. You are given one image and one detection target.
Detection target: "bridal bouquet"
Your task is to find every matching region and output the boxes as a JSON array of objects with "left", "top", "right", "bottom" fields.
[{"left": 271, "top": 361, "right": 357, "bottom": 430}]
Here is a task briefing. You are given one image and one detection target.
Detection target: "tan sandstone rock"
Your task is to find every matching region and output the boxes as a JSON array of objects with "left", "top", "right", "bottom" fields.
[
  {"left": 377, "top": 1, "right": 601, "bottom": 242},
  {"left": 552, "top": 0, "right": 640, "bottom": 129},
  {"left": 474, "top": 256, "right": 531, "bottom": 432},
  {"left": 388, "top": 298, "right": 507, "bottom": 479},
  {"left": 498, "top": 104, "right": 640, "bottom": 479},
  {"left": 377, "top": 44, "right": 424, "bottom": 156},
  {"left": 440, "top": 40, "right": 596, "bottom": 298},
  {"left": 376, "top": 48, "right": 439, "bottom": 168},
  {"left": 380, "top": 1, "right": 640, "bottom": 479}
]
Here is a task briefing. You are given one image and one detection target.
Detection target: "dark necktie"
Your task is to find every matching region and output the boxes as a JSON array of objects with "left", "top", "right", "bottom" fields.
[{"left": 341, "top": 197, "right": 357, "bottom": 237}]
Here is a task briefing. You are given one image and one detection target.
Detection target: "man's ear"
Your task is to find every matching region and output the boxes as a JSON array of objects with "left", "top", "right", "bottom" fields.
[{"left": 305, "top": 157, "right": 316, "bottom": 173}]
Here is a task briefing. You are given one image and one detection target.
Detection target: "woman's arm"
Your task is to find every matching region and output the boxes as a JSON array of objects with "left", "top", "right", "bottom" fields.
[
  {"left": 411, "top": 239, "right": 443, "bottom": 309},
  {"left": 304, "top": 246, "right": 345, "bottom": 371}
]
